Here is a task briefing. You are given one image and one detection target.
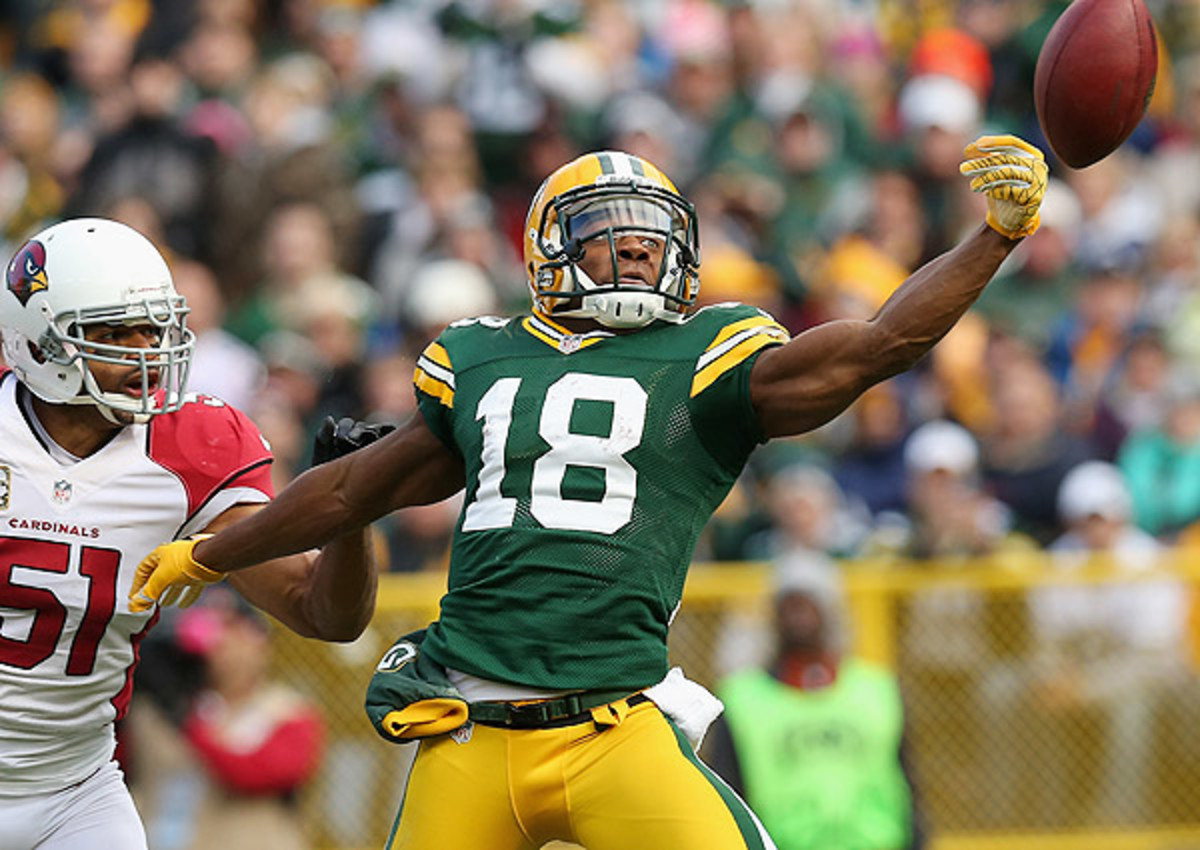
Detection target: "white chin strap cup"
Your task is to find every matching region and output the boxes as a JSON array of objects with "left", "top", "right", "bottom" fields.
[{"left": 584, "top": 291, "right": 666, "bottom": 329}]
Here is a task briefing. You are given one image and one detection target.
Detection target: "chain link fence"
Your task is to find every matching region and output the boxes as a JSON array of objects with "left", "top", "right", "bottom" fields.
[{"left": 265, "top": 555, "right": 1200, "bottom": 850}]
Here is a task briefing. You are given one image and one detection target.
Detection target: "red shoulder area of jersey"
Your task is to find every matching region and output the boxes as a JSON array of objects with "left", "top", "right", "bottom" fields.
[{"left": 147, "top": 395, "right": 274, "bottom": 516}]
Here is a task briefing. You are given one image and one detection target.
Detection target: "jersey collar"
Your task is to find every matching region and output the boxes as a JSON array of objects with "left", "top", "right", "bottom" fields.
[{"left": 523, "top": 311, "right": 614, "bottom": 354}]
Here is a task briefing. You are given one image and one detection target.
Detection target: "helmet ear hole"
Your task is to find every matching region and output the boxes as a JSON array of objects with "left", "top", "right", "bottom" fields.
[{"left": 26, "top": 340, "right": 46, "bottom": 364}]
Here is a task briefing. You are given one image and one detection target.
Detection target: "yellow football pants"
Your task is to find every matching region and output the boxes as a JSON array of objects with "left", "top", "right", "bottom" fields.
[{"left": 386, "top": 698, "right": 775, "bottom": 849}]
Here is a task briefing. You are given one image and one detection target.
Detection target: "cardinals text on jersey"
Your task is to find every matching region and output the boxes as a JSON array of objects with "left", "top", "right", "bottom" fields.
[{"left": 0, "top": 372, "right": 273, "bottom": 795}]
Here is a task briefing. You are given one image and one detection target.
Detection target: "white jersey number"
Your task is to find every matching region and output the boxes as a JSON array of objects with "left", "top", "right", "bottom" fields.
[{"left": 462, "top": 373, "right": 647, "bottom": 534}]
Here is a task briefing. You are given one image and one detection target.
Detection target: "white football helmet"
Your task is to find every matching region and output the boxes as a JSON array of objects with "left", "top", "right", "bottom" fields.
[
  {"left": 525, "top": 150, "right": 700, "bottom": 329},
  {"left": 0, "top": 218, "right": 194, "bottom": 424}
]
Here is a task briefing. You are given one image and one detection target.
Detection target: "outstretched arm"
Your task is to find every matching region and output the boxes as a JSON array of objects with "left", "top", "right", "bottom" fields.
[
  {"left": 129, "top": 415, "right": 464, "bottom": 615},
  {"left": 196, "top": 414, "right": 464, "bottom": 572},
  {"left": 751, "top": 134, "right": 1047, "bottom": 438},
  {"left": 200, "top": 503, "right": 376, "bottom": 641},
  {"left": 752, "top": 223, "right": 1013, "bottom": 437}
]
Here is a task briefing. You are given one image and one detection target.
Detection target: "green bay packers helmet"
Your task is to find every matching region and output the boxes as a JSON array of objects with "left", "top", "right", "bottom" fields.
[{"left": 524, "top": 150, "right": 700, "bottom": 329}]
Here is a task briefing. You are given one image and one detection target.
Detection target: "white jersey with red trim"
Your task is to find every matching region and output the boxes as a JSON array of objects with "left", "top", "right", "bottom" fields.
[{"left": 0, "top": 370, "right": 274, "bottom": 795}]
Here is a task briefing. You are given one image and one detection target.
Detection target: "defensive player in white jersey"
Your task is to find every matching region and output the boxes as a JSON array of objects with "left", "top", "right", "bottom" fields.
[
  {"left": 0, "top": 218, "right": 379, "bottom": 850},
  {"left": 134, "top": 137, "right": 1048, "bottom": 849}
]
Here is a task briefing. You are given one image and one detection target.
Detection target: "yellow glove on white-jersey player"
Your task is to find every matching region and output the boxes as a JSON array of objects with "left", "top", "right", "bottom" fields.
[
  {"left": 128, "top": 534, "right": 223, "bottom": 612},
  {"left": 959, "top": 134, "right": 1048, "bottom": 240}
]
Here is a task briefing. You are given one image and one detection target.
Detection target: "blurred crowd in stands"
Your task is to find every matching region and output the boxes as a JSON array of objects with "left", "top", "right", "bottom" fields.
[
  {"left": 4, "top": 0, "right": 1200, "bottom": 572},
  {"left": 8, "top": 2, "right": 1200, "bottom": 842}
]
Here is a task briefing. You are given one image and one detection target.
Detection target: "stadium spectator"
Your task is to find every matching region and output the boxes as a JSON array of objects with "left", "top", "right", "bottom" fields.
[
  {"left": 708, "top": 552, "right": 926, "bottom": 850},
  {"left": 1090, "top": 330, "right": 1175, "bottom": 460},
  {"left": 970, "top": 177, "right": 1083, "bottom": 352},
  {"left": 831, "top": 381, "right": 912, "bottom": 518},
  {"left": 897, "top": 72, "right": 983, "bottom": 259},
  {"left": 211, "top": 53, "right": 362, "bottom": 304},
  {"left": 1118, "top": 369, "right": 1200, "bottom": 538},
  {"left": 67, "top": 53, "right": 222, "bottom": 264},
  {"left": 0, "top": 72, "right": 66, "bottom": 250},
  {"left": 902, "top": 419, "right": 1016, "bottom": 559},
  {"left": 226, "top": 200, "right": 375, "bottom": 350},
  {"left": 897, "top": 418, "right": 1024, "bottom": 817},
  {"left": 981, "top": 356, "right": 1097, "bottom": 544},
  {"left": 170, "top": 257, "right": 266, "bottom": 412},
  {"left": 986, "top": 461, "right": 1189, "bottom": 823},
  {"left": 742, "top": 463, "right": 869, "bottom": 561},
  {"left": 180, "top": 591, "right": 324, "bottom": 850}
]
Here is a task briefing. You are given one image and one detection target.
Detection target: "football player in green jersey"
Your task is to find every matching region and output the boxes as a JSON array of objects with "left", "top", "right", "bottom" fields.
[{"left": 132, "top": 136, "right": 1048, "bottom": 849}]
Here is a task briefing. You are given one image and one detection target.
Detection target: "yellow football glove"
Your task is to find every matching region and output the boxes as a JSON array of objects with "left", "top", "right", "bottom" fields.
[
  {"left": 128, "top": 535, "right": 224, "bottom": 613},
  {"left": 959, "top": 134, "right": 1049, "bottom": 240}
]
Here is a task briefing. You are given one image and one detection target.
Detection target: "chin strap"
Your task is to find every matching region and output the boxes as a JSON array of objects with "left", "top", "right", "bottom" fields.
[
  {"left": 83, "top": 394, "right": 151, "bottom": 426},
  {"left": 584, "top": 291, "right": 663, "bottom": 329},
  {"left": 95, "top": 403, "right": 130, "bottom": 426},
  {"left": 77, "top": 362, "right": 157, "bottom": 425}
]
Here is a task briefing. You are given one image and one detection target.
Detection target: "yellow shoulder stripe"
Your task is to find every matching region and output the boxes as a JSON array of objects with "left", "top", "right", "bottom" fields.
[
  {"left": 414, "top": 368, "right": 454, "bottom": 408},
  {"left": 691, "top": 321, "right": 789, "bottom": 398},
  {"left": 421, "top": 342, "right": 451, "bottom": 369},
  {"left": 414, "top": 342, "right": 455, "bottom": 408},
  {"left": 705, "top": 315, "right": 789, "bottom": 351}
]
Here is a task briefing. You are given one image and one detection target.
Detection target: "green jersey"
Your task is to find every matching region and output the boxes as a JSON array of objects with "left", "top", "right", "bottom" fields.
[{"left": 413, "top": 305, "right": 789, "bottom": 690}]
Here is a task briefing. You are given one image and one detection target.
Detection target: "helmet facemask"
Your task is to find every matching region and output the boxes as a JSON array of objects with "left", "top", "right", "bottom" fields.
[
  {"left": 531, "top": 180, "right": 700, "bottom": 329},
  {"left": 27, "top": 294, "right": 195, "bottom": 425}
]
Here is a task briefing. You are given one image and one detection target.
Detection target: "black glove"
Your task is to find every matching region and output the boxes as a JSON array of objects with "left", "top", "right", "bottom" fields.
[{"left": 311, "top": 416, "right": 397, "bottom": 467}]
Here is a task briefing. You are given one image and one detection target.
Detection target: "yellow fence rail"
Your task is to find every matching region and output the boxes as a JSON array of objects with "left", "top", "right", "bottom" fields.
[{"left": 245, "top": 554, "right": 1200, "bottom": 848}]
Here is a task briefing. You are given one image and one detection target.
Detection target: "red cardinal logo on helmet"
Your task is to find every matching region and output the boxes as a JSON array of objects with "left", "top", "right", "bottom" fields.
[{"left": 6, "top": 240, "right": 48, "bottom": 306}]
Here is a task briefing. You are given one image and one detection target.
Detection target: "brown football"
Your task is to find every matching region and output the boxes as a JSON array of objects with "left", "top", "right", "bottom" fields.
[{"left": 1034, "top": 0, "right": 1158, "bottom": 168}]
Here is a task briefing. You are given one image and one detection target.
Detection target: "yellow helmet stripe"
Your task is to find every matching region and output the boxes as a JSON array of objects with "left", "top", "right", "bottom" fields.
[{"left": 571, "top": 155, "right": 606, "bottom": 186}]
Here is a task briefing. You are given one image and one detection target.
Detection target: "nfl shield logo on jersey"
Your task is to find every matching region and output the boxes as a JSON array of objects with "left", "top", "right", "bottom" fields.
[{"left": 52, "top": 479, "right": 72, "bottom": 505}]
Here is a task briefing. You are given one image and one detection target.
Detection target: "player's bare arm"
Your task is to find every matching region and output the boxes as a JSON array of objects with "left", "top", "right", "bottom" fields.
[
  {"left": 204, "top": 503, "right": 377, "bottom": 642},
  {"left": 128, "top": 413, "right": 464, "bottom": 612},
  {"left": 751, "top": 134, "right": 1048, "bottom": 439},
  {"left": 751, "top": 224, "right": 1015, "bottom": 438},
  {"left": 204, "top": 415, "right": 462, "bottom": 570},
  {"left": 210, "top": 412, "right": 458, "bottom": 566}
]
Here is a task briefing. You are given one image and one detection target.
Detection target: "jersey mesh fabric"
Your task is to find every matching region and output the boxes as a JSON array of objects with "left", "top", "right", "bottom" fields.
[{"left": 414, "top": 305, "right": 787, "bottom": 690}]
